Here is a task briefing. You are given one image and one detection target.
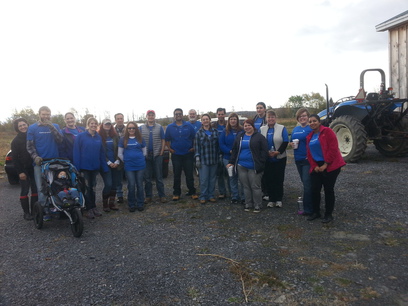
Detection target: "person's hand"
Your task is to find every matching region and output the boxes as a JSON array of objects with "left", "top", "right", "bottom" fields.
[
  {"left": 226, "top": 164, "right": 233, "bottom": 169},
  {"left": 19, "top": 173, "right": 27, "bottom": 180},
  {"left": 269, "top": 151, "right": 279, "bottom": 158},
  {"left": 189, "top": 148, "right": 195, "bottom": 152},
  {"left": 318, "top": 163, "right": 328, "bottom": 172},
  {"left": 34, "top": 156, "right": 43, "bottom": 166},
  {"left": 169, "top": 148, "right": 175, "bottom": 154},
  {"left": 195, "top": 156, "right": 201, "bottom": 168}
]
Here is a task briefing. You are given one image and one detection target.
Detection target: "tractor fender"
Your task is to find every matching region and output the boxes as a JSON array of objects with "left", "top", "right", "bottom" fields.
[{"left": 332, "top": 105, "right": 369, "bottom": 122}]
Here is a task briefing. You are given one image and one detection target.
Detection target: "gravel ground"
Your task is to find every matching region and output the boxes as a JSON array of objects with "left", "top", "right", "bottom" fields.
[{"left": 1, "top": 144, "right": 408, "bottom": 305}]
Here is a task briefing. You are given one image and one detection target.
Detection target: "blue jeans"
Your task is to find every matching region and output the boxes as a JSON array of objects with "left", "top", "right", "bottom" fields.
[
  {"left": 34, "top": 165, "right": 46, "bottom": 205},
  {"left": 144, "top": 155, "right": 165, "bottom": 198},
  {"left": 116, "top": 168, "right": 124, "bottom": 198},
  {"left": 126, "top": 169, "right": 145, "bottom": 208},
  {"left": 101, "top": 167, "right": 121, "bottom": 197},
  {"left": 171, "top": 153, "right": 195, "bottom": 196},
  {"left": 295, "top": 159, "right": 313, "bottom": 214},
  {"left": 199, "top": 164, "right": 217, "bottom": 200},
  {"left": 223, "top": 159, "right": 244, "bottom": 201},
  {"left": 82, "top": 170, "right": 99, "bottom": 210}
]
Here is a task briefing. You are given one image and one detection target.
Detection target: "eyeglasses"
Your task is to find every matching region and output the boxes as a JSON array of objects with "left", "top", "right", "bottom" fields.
[
  {"left": 299, "top": 115, "right": 308, "bottom": 118},
  {"left": 104, "top": 122, "right": 112, "bottom": 125},
  {"left": 174, "top": 113, "right": 183, "bottom": 116},
  {"left": 128, "top": 127, "right": 136, "bottom": 130}
]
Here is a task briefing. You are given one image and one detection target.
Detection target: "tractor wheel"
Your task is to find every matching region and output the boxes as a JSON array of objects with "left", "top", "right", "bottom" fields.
[
  {"left": 374, "top": 115, "right": 408, "bottom": 157},
  {"left": 329, "top": 115, "right": 367, "bottom": 162}
]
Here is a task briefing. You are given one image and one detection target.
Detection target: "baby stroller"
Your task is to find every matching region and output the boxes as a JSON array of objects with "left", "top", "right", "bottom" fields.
[{"left": 32, "top": 158, "right": 86, "bottom": 237}]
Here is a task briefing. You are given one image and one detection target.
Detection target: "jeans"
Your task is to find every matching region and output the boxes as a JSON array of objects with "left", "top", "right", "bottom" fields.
[
  {"left": 238, "top": 165, "right": 263, "bottom": 209},
  {"left": 126, "top": 169, "right": 145, "bottom": 208},
  {"left": 310, "top": 168, "right": 341, "bottom": 216},
  {"left": 34, "top": 165, "right": 46, "bottom": 205},
  {"left": 223, "top": 159, "right": 244, "bottom": 201},
  {"left": 198, "top": 164, "right": 217, "bottom": 200},
  {"left": 57, "top": 189, "right": 80, "bottom": 201},
  {"left": 116, "top": 168, "right": 124, "bottom": 198},
  {"left": 295, "top": 159, "right": 313, "bottom": 214},
  {"left": 101, "top": 167, "right": 121, "bottom": 197},
  {"left": 264, "top": 158, "right": 287, "bottom": 202},
  {"left": 82, "top": 170, "right": 99, "bottom": 210},
  {"left": 171, "top": 153, "right": 195, "bottom": 196},
  {"left": 144, "top": 155, "right": 165, "bottom": 198}
]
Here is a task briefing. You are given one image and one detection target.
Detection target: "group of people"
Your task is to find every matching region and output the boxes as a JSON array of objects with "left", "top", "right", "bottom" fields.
[{"left": 11, "top": 103, "right": 345, "bottom": 224}]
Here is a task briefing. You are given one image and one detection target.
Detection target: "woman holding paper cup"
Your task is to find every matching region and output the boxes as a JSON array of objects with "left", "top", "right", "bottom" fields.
[
  {"left": 260, "top": 110, "right": 289, "bottom": 208},
  {"left": 194, "top": 114, "right": 220, "bottom": 204},
  {"left": 291, "top": 108, "right": 313, "bottom": 216},
  {"left": 227, "top": 119, "right": 268, "bottom": 213},
  {"left": 219, "top": 113, "right": 244, "bottom": 204}
]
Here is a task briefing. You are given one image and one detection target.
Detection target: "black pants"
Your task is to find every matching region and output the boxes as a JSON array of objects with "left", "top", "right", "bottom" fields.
[
  {"left": 310, "top": 167, "right": 341, "bottom": 216},
  {"left": 264, "top": 158, "right": 287, "bottom": 202}
]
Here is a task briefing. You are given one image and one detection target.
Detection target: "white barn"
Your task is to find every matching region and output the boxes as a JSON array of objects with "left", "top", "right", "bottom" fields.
[{"left": 376, "top": 10, "right": 408, "bottom": 99}]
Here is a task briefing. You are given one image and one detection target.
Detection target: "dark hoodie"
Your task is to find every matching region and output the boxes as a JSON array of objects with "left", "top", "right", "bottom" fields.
[{"left": 10, "top": 118, "right": 33, "bottom": 175}]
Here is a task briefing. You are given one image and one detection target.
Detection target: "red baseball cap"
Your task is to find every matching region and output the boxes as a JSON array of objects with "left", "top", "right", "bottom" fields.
[{"left": 146, "top": 110, "right": 155, "bottom": 115}]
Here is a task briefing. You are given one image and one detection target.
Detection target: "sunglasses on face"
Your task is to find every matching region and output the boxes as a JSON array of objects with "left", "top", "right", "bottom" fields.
[
  {"left": 174, "top": 113, "right": 183, "bottom": 116},
  {"left": 128, "top": 127, "right": 136, "bottom": 130}
]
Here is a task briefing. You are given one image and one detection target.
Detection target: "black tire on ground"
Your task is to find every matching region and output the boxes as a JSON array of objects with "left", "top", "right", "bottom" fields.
[
  {"left": 70, "top": 208, "right": 84, "bottom": 238},
  {"left": 329, "top": 115, "right": 368, "bottom": 163},
  {"left": 33, "top": 202, "right": 43, "bottom": 229},
  {"left": 374, "top": 115, "right": 408, "bottom": 157}
]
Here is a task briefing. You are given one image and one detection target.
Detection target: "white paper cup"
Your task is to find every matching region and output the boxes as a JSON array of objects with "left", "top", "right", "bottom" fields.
[
  {"left": 293, "top": 139, "right": 299, "bottom": 149},
  {"left": 227, "top": 165, "right": 234, "bottom": 177}
]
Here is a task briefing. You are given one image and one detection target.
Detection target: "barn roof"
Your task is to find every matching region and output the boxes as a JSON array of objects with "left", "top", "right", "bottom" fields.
[{"left": 376, "top": 10, "right": 408, "bottom": 32}]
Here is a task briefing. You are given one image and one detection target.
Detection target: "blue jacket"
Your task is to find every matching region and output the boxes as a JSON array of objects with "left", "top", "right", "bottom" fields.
[
  {"left": 73, "top": 130, "right": 109, "bottom": 172},
  {"left": 59, "top": 126, "right": 86, "bottom": 162},
  {"left": 219, "top": 129, "right": 243, "bottom": 161},
  {"left": 165, "top": 121, "right": 195, "bottom": 155}
]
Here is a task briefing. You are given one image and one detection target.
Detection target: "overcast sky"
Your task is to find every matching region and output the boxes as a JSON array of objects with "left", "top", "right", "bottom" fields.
[{"left": 0, "top": 0, "right": 406, "bottom": 123}]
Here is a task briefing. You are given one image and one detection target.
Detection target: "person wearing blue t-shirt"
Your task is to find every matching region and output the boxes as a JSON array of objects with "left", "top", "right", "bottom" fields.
[
  {"left": 74, "top": 117, "right": 109, "bottom": 219},
  {"left": 139, "top": 110, "right": 167, "bottom": 204},
  {"left": 27, "top": 106, "right": 63, "bottom": 214},
  {"left": 253, "top": 102, "right": 267, "bottom": 131},
  {"left": 260, "top": 110, "right": 289, "bottom": 209},
  {"left": 219, "top": 112, "right": 244, "bottom": 204},
  {"left": 165, "top": 108, "right": 197, "bottom": 201},
  {"left": 187, "top": 109, "right": 202, "bottom": 134},
  {"left": 227, "top": 119, "right": 268, "bottom": 212},
  {"left": 290, "top": 108, "right": 313, "bottom": 215},
  {"left": 211, "top": 107, "right": 228, "bottom": 199},
  {"left": 118, "top": 122, "right": 147, "bottom": 212},
  {"left": 98, "top": 118, "right": 121, "bottom": 212}
]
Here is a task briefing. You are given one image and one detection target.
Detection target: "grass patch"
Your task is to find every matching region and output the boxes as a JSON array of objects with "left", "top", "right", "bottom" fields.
[{"left": 335, "top": 278, "right": 353, "bottom": 287}]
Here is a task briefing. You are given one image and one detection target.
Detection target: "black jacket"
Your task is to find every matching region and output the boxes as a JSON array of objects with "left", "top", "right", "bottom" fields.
[
  {"left": 229, "top": 131, "right": 268, "bottom": 174},
  {"left": 11, "top": 132, "right": 33, "bottom": 175}
]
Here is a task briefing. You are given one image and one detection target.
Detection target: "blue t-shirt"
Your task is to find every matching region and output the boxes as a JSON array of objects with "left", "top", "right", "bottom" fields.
[
  {"left": 165, "top": 121, "right": 195, "bottom": 155},
  {"left": 238, "top": 135, "right": 254, "bottom": 169},
  {"left": 267, "top": 126, "right": 289, "bottom": 162},
  {"left": 105, "top": 137, "right": 115, "bottom": 163},
  {"left": 254, "top": 117, "right": 264, "bottom": 131},
  {"left": 68, "top": 128, "right": 81, "bottom": 136},
  {"left": 119, "top": 137, "right": 146, "bottom": 171},
  {"left": 187, "top": 121, "right": 202, "bottom": 134},
  {"left": 309, "top": 133, "right": 324, "bottom": 162},
  {"left": 215, "top": 123, "right": 226, "bottom": 134},
  {"left": 291, "top": 125, "right": 313, "bottom": 161},
  {"left": 27, "top": 123, "right": 62, "bottom": 159}
]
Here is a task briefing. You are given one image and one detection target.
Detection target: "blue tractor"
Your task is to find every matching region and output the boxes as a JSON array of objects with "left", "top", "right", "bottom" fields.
[{"left": 318, "top": 68, "right": 408, "bottom": 162}]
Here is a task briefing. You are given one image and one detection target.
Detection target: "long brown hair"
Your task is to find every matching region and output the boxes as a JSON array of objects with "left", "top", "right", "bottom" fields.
[
  {"left": 98, "top": 123, "right": 118, "bottom": 144},
  {"left": 225, "top": 112, "right": 243, "bottom": 136},
  {"left": 123, "top": 121, "right": 142, "bottom": 148}
]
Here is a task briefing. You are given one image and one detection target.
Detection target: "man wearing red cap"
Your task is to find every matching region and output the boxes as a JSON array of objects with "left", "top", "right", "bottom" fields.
[{"left": 139, "top": 110, "right": 167, "bottom": 203}]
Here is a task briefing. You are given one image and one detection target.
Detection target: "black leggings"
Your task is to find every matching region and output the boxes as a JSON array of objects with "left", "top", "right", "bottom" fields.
[{"left": 310, "top": 167, "right": 341, "bottom": 216}]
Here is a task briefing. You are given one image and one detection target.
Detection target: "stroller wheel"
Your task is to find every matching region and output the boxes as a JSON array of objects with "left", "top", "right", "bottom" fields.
[
  {"left": 70, "top": 208, "right": 84, "bottom": 238},
  {"left": 33, "top": 202, "right": 44, "bottom": 229}
]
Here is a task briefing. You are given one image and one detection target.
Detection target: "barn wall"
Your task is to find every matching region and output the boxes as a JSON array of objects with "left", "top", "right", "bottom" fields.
[{"left": 389, "top": 25, "right": 408, "bottom": 98}]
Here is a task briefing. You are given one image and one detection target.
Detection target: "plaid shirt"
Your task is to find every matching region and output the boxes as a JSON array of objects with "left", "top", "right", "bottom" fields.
[{"left": 194, "top": 127, "right": 220, "bottom": 165}]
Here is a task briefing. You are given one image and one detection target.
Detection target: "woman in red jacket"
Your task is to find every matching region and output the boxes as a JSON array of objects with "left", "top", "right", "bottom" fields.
[{"left": 306, "top": 115, "right": 346, "bottom": 223}]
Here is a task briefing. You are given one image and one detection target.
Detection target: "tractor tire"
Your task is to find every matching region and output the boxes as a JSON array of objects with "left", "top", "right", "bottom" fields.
[
  {"left": 329, "top": 115, "right": 367, "bottom": 163},
  {"left": 374, "top": 115, "right": 408, "bottom": 157}
]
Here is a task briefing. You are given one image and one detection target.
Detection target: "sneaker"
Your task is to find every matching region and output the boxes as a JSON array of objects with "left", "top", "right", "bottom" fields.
[
  {"left": 85, "top": 209, "right": 95, "bottom": 219},
  {"left": 307, "top": 213, "right": 322, "bottom": 221},
  {"left": 200, "top": 200, "right": 206, "bottom": 205},
  {"left": 144, "top": 197, "right": 152, "bottom": 204},
  {"left": 117, "top": 196, "right": 124, "bottom": 204},
  {"left": 262, "top": 195, "right": 269, "bottom": 201},
  {"left": 172, "top": 195, "right": 180, "bottom": 201},
  {"left": 93, "top": 207, "right": 102, "bottom": 217},
  {"left": 191, "top": 194, "right": 199, "bottom": 200},
  {"left": 160, "top": 197, "right": 167, "bottom": 203},
  {"left": 267, "top": 202, "right": 276, "bottom": 208},
  {"left": 209, "top": 198, "right": 216, "bottom": 203},
  {"left": 275, "top": 201, "right": 283, "bottom": 208},
  {"left": 43, "top": 214, "right": 52, "bottom": 221},
  {"left": 231, "top": 199, "right": 238, "bottom": 204},
  {"left": 253, "top": 208, "right": 261, "bottom": 213},
  {"left": 322, "top": 215, "right": 333, "bottom": 223},
  {"left": 218, "top": 194, "right": 225, "bottom": 200},
  {"left": 244, "top": 206, "right": 251, "bottom": 212}
]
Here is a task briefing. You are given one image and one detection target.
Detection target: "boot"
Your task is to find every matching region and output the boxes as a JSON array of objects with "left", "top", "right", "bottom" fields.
[
  {"left": 102, "top": 197, "right": 110, "bottom": 212},
  {"left": 109, "top": 191, "right": 119, "bottom": 211},
  {"left": 20, "top": 197, "right": 33, "bottom": 220}
]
